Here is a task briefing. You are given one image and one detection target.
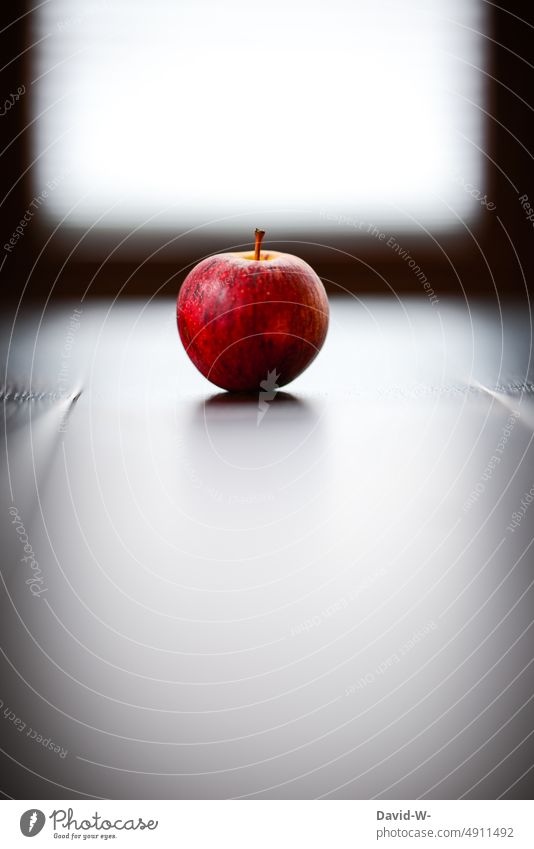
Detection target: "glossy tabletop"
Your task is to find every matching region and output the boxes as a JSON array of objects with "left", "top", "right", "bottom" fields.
[{"left": 1, "top": 296, "right": 533, "bottom": 799}]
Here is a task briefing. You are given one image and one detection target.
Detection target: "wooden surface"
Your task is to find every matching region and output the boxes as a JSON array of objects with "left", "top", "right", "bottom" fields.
[{"left": 1, "top": 296, "right": 533, "bottom": 799}]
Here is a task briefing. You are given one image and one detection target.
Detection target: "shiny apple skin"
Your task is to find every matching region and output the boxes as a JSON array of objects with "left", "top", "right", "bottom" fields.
[{"left": 177, "top": 250, "right": 329, "bottom": 392}]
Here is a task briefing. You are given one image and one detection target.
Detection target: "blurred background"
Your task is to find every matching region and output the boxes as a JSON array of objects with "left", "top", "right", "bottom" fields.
[{"left": 1, "top": 0, "right": 533, "bottom": 301}]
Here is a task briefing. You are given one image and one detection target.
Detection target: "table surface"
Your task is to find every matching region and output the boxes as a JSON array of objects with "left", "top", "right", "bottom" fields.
[{"left": 1, "top": 296, "right": 533, "bottom": 799}]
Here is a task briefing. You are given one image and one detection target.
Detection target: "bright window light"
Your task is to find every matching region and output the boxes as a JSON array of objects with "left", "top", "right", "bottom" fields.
[{"left": 32, "top": 0, "right": 487, "bottom": 233}]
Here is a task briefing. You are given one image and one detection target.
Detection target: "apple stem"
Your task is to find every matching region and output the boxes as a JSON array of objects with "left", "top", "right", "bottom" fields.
[{"left": 254, "top": 228, "right": 265, "bottom": 261}]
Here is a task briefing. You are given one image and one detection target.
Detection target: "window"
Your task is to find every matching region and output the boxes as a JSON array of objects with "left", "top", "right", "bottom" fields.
[{"left": 32, "top": 0, "right": 488, "bottom": 238}]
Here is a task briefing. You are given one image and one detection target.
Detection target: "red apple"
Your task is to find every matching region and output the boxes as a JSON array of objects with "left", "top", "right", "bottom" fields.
[{"left": 177, "top": 230, "right": 329, "bottom": 392}]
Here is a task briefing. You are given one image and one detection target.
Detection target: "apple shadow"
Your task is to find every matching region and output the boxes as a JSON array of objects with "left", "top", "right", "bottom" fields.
[
  {"left": 189, "top": 390, "right": 321, "bottom": 434},
  {"left": 201, "top": 389, "right": 310, "bottom": 412}
]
